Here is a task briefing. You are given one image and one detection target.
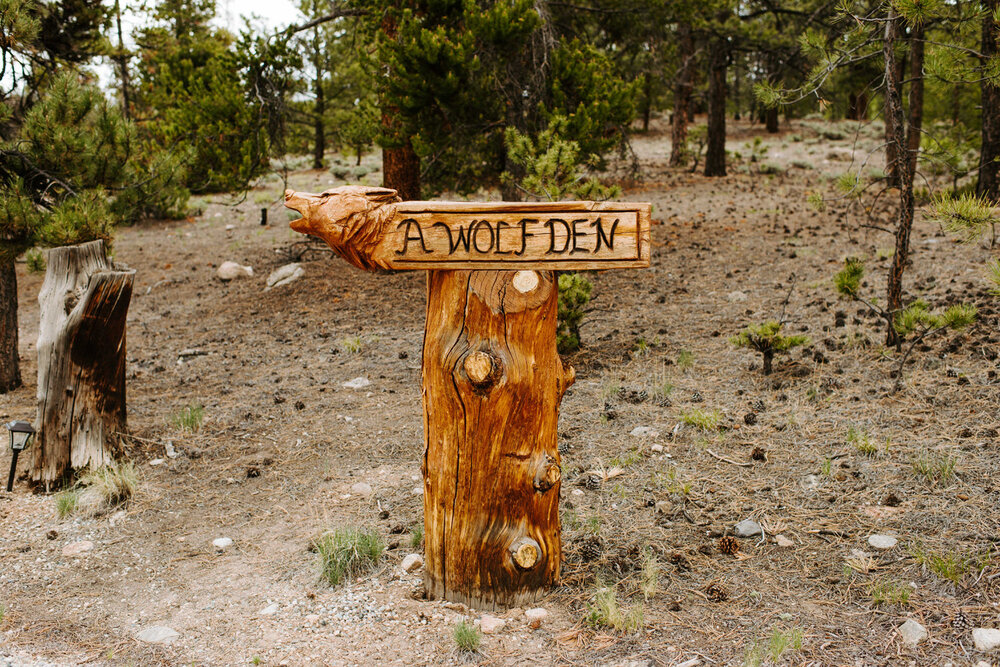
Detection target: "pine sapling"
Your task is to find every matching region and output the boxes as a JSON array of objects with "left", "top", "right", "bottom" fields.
[
  {"left": 557, "top": 273, "right": 593, "bottom": 353},
  {"left": 730, "top": 321, "right": 808, "bottom": 375}
]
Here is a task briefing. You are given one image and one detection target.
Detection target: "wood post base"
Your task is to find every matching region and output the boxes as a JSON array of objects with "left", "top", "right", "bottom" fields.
[{"left": 421, "top": 269, "right": 573, "bottom": 609}]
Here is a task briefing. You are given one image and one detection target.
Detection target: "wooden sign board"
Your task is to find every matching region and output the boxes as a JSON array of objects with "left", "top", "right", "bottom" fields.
[{"left": 284, "top": 188, "right": 650, "bottom": 272}]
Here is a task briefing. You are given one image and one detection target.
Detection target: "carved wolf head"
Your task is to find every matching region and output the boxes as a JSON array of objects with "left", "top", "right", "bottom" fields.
[{"left": 284, "top": 185, "right": 401, "bottom": 272}]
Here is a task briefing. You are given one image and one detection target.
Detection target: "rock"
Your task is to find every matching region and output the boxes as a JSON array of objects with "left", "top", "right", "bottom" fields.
[
  {"left": 350, "top": 482, "right": 372, "bottom": 496},
  {"left": 217, "top": 261, "right": 253, "bottom": 280},
  {"left": 734, "top": 519, "right": 762, "bottom": 538},
  {"left": 775, "top": 535, "right": 794, "bottom": 548},
  {"left": 480, "top": 614, "right": 505, "bottom": 634},
  {"left": 342, "top": 376, "right": 371, "bottom": 389},
  {"left": 411, "top": 486, "right": 423, "bottom": 496},
  {"left": 401, "top": 553, "right": 424, "bottom": 573},
  {"left": 525, "top": 607, "right": 548, "bottom": 628},
  {"left": 630, "top": 426, "right": 659, "bottom": 437},
  {"left": 650, "top": 444, "right": 664, "bottom": 453},
  {"left": 212, "top": 537, "right": 233, "bottom": 551},
  {"left": 136, "top": 626, "right": 180, "bottom": 644},
  {"left": 265, "top": 263, "right": 304, "bottom": 291},
  {"left": 897, "top": 619, "right": 927, "bottom": 646},
  {"left": 164, "top": 441, "right": 180, "bottom": 458},
  {"left": 727, "top": 290, "right": 748, "bottom": 303},
  {"left": 801, "top": 474, "right": 820, "bottom": 491},
  {"left": 62, "top": 540, "right": 94, "bottom": 556},
  {"left": 259, "top": 603, "right": 279, "bottom": 616},
  {"left": 973, "top": 628, "right": 1000, "bottom": 652},
  {"left": 654, "top": 501, "right": 671, "bottom": 514},
  {"left": 149, "top": 458, "right": 165, "bottom": 466},
  {"left": 868, "top": 534, "right": 898, "bottom": 550},
  {"left": 571, "top": 489, "right": 584, "bottom": 497}
]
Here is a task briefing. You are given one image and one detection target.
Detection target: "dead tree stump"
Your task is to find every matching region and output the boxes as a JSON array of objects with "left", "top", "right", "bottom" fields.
[
  {"left": 422, "top": 269, "right": 573, "bottom": 609},
  {"left": 31, "top": 240, "right": 134, "bottom": 485}
]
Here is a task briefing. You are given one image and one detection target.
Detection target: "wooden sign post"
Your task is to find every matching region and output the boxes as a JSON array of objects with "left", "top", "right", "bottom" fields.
[{"left": 285, "top": 185, "right": 650, "bottom": 609}]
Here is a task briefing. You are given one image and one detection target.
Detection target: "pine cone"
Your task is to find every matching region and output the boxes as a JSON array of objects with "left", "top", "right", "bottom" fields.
[
  {"left": 583, "top": 474, "right": 601, "bottom": 490},
  {"left": 743, "top": 412, "right": 758, "bottom": 426},
  {"left": 751, "top": 447, "right": 767, "bottom": 462},
  {"left": 951, "top": 611, "right": 972, "bottom": 633},
  {"left": 752, "top": 399, "right": 766, "bottom": 413},
  {"left": 705, "top": 583, "right": 729, "bottom": 602},
  {"left": 718, "top": 536, "right": 739, "bottom": 555},
  {"left": 579, "top": 537, "right": 602, "bottom": 562},
  {"left": 691, "top": 391, "right": 703, "bottom": 403}
]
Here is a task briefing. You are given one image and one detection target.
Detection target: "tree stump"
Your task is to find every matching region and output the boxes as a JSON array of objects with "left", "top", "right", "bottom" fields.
[
  {"left": 31, "top": 240, "right": 135, "bottom": 485},
  {"left": 422, "top": 269, "right": 573, "bottom": 609}
]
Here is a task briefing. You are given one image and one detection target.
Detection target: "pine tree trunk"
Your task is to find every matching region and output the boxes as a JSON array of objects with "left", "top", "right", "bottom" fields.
[
  {"left": 669, "top": 24, "right": 694, "bottom": 168},
  {"left": 31, "top": 241, "right": 134, "bottom": 485},
  {"left": 641, "top": 73, "right": 652, "bottom": 132},
  {"left": 906, "top": 23, "right": 925, "bottom": 181},
  {"left": 762, "top": 350, "right": 773, "bottom": 375},
  {"left": 379, "top": 10, "right": 422, "bottom": 201},
  {"left": 884, "top": 48, "right": 906, "bottom": 188},
  {"left": 312, "top": 31, "right": 326, "bottom": 170},
  {"left": 0, "top": 257, "right": 22, "bottom": 393},
  {"left": 979, "top": 0, "right": 1000, "bottom": 202},
  {"left": 704, "top": 28, "right": 728, "bottom": 177},
  {"left": 422, "top": 269, "right": 572, "bottom": 609},
  {"left": 114, "top": 0, "right": 131, "bottom": 119},
  {"left": 884, "top": 10, "right": 915, "bottom": 348},
  {"left": 765, "top": 107, "right": 779, "bottom": 134}
]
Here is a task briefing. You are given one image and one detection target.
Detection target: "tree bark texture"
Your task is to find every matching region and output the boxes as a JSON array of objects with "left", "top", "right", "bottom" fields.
[
  {"left": 883, "top": 46, "right": 906, "bottom": 188},
  {"left": 883, "top": 10, "right": 915, "bottom": 348},
  {"left": 704, "top": 29, "right": 728, "bottom": 177},
  {"left": 906, "top": 23, "right": 925, "bottom": 182},
  {"left": 312, "top": 28, "right": 326, "bottom": 170},
  {"left": 0, "top": 258, "right": 22, "bottom": 393},
  {"left": 421, "top": 269, "right": 573, "bottom": 609},
  {"left": 979, "top": 0, "right": 1000, "bottom": 202},
  {"left": 669, "top": 24, "right": 694, "bottom": 168},
  {"left": 31, "top": 240, "right": 134, "bottom": 485}
]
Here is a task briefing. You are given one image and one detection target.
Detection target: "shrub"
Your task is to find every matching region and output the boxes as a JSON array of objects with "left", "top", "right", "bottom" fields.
[
  {"left": 557, "top": 273, "right": 592, "bottom": 353},
  {"left": 730, "top": 321, "right": 809, "bottom": 374},
  {"left": 315, "top": 527, "right": 384, "bottom": 586}
]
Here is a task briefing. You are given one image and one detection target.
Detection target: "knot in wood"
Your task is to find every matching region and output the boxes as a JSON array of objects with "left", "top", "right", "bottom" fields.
[
  {"left": 509, "top": 536, "right": 541, "bottom": 570},
  {"left": 463, "top": 351, "right": 498, "bottom": 387},
  {"left": 533, "top": 457, "right": 561, "bottom": 493}
]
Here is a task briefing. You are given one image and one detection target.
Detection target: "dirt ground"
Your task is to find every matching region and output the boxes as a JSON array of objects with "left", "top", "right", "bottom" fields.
[{"left": 1, "top": 115, "right": 999, "bottom": 667}]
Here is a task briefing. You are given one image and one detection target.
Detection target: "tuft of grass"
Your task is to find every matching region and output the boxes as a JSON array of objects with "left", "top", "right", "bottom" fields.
[
  {"left": 55, "top": 462, "right": 138, "bottom": 518},
  {"left": 585, "top": 580, "right": 644, "bottom": 633},
  {"left": 410, "top": 524, "right": 424, "bottom": 549},
  {"left": 640, "top": 549, "right": 659, "bottom": 600},
  {"left": 650, "top": 464, "right": 692, "bottom": 496},
  {"left": 315, "top": 527, "right": 384, "bottom": 586},
  {"left": 680, "top": 408, "right": 722, "bottom": 431},
  {"left": 847, "top": 426, "right": 887, "bottom": 457},
  {"left": 867, "top": 579, "right": 911, "bottom": 606},
  {"left": 453, "top": 620, "right": 481, "bottom": 653},
  {"left": 55, "top": 489, "right": 80, "bottom": 518},
  {"left": 601, "top": 382, "right": 622, "bottom": 400},
  {"left": 909, "top": 544, "right": 987, "bottom": 585},
  {"left": 768, "top": 626, "right": 804, "bottom": 662},
  {"left": 610, "top": 448, "right": 642, "bottom": 468},
  {"left": 911, "top": 449, "right": 957, "bottom": 484},
  {"left": 338, "top": 335, "right": 363, "bottom": 354},
  {"left": 676, "top": 349, "right": 695, "bottom": 369},
  {"left": 170, "top": 403, "right": 204, "bottom": 432},
  {"left": 0, "top": 603, "right": 5, "bottom": 624}
]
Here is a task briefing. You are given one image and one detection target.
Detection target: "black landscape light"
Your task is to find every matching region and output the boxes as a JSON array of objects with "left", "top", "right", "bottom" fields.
[{"left": 6, "top": 420, "right": 35, "bottom": 492}]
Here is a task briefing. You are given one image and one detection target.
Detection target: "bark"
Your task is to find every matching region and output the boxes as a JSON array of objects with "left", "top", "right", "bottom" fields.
[
  {"left": 847, "top": 91, "right": 868, "bottom": 121},
  {"left": 669, "top": 24, "right": 694, "bottom": 168},
  {"left": 0, "top": 257, "right": 22, "bottom": 393},
  {"left": 765, "top": 107, "right": 779, "bottom": 134},
  {"left": 114, "top": 0, "right": 130, "bottom": 119},
  {"left": 31, "top": 241, "right": 134, "bottom": 485},
  {"left": 704, "top": 28, "right": 729, "bottom": 177},
  {"left": 641, "top": 72, "right": 653, "bottom": 132},
  {"left": 884, "top": 10, "right": 915, "bottom": 348},
  {"left": 379, "top": 11, "right": 421, "bottom": 200},
  {"left": 906, "top": 23, "right": 925, "bottom": 182},
  {"left": 884, "top": 46, "right": 906, "bottom": 187},
  {"left": 762, "top": 350, "right": 773, "bottom": 375},
  {"left": 422, "top": 269, "right": 572, "bottom": 609},
  {"left": 312, "top": 28, "right": 326, "bottom": 170},
  {"left": 979, "top": 0, "right": 1000, "bottom": 202}
]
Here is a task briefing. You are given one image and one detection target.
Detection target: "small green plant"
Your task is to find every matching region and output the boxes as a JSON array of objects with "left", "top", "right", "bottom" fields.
[
  {"left": 557, "top": 273, "right": 593, "bottom": 353},
  {"left": 676, "top": 349, "right": 695, "bottom": 369},
  {"left": 833, "top": 257, "right": 865, "bottom": 298},
  {"left": 911, "top": 449, "right": 957, "bottom": 484},
  {"left": 55, "top": 462, "right": 138, "bottom": 517},
  {"left": 585, "top": 580, "right": 644, "bottom": 633},
  {"left": 652, "top": 381, "right": 674, "bottom": 404},
  {"left": 632, "top": 337, "right": 650, "bottom": 356},
  {"left": 25, "top": 247, "right": 45, "bottom": 273},
  {"left": 55, "top": 489, "right": 80, "bottom": 518},
  {"left": 410, "top": 525, "right": 424, "bottom": 549},
  {"left": 910, "top": 544, "right": 987, "bottom": 585},
  {"left": 315, "top": 527, "right": 384, "bottom": 586},
  {"left": 338, "top": 335, "right": 363, "bottom": 354},
  {"left": 730, "top": 321, "right": 809, "bottom": 375},
  {"left": 170, "top": 403, "right": 204, "bottom": 432},
  {"left": 585, "top": 515, "right": 602, "bottom": 535},
  {"left": 867, "top": 579, "right": 911, "bottom": 606},
  {"left": 820, "top": 457, "right": 832, "bottom": 477},
  {"left": 768, "top": 626, "right": 804, "bottom": 662},
  {"left": 680, "top": 408, "right": 722, "bottom": 431},
  {"left": 847, "top": 426, "right": 887, "bottom": 457},
  {"left": 610, "top": 448, "right": 642, "bottom": 468},
  {"left": 453, "top": 620, "right": 481, "bottom": 653},
  {"left": 650, "top": 464, "right": 692, "bottom": 496},
  {"left": 250, "top": 658, "right": 262, "bottom": 666},
  {"left": 640, "top": 549, "right": 659, "bottom": 600},
  {"left": 0, "top": 603, "right": 5, "bottom": 623}
]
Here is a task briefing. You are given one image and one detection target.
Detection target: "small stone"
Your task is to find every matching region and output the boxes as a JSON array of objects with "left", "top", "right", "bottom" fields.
[
  {"left": 801, "top": 474, "right": 820, "bottom": 490},
  {"left": 868, "top": 534, "right": 898, "bottom": 550},
  {"left": 973, "top": 628, "right": 1000, "bottom": 652},
  {"left": 775, "top": 535, "right": 794, "bottom": 548},
  {"left": 525, "top": 607, "right": 548, "bottom": 629},
  {"left": 734, "top": 519, "right": 762, "bottom": 538},
  {"left": 265, "top": 263, "right": 305, "bottom": 291},
  {"left": 260, "top": 603, "right": 279, "bottom": 616},
  {"left": 630, "top": 426, "right": 659, "bottom": 437},
  {"left": 401, "top": 554, "right": 424, "bottom": 573},
  {"left": 571, "top": 489, "right": 584, "bottom": 497},
  {"left": 480, "top": 614, "right": 505, "bottom": 634},
  {"left": 342, "top": 376, "right": 371, "bottom": 389},
  {"left": 217, "top": 261, "right": 253, "bottom": 280},
  {"left": 410, "top": 486, "right": 423, "bottom": 496},
  {"left": 897, "top": 619, "right": 928, "bottom": 645},
  {"left": 136, "top": 626, "right": 180, "bottom": 644},
  {"left": 350, "top": 482, "right": 372, "bottom": 496},
  {"left": 727, "top": 290, "right": 747, "bottom": 303},
  {"left": 655, "top": 501, "right": 671, "bottom": 514},
  {"left": 149, "top": 458, "right": 165, "bottom": 466},
  {"left": 62, "top": 540, "right": 94, "bottom": 556},
  {"left": 213, "top": 537, "right": 233, "bottom": 551}
]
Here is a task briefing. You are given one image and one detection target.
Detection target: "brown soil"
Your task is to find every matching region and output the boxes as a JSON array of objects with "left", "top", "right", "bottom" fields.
[{"left": 1, "top": 116, "right": 999, "bottom": 666}]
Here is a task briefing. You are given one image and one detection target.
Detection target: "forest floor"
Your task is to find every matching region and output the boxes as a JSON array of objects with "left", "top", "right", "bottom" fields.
[{"left": 1, "top": 115, "right": 999, "bottom": 667}]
